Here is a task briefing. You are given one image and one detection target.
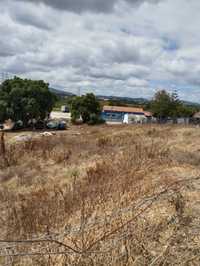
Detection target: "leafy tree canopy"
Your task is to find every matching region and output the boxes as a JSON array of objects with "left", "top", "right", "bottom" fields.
[
  {"left": 70, "top": 93, "right": 103, "bottom": 124},
  {"left": 151, "top": 90, "right": 195, "bottom": 121},
  {"left": 0, "top": 77, "right": 57, "bottom": 124}
]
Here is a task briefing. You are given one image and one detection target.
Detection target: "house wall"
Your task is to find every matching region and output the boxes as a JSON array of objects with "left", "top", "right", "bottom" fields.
[
  {"left": 102, "top": 111, "right": 145, "bottom": 122},
  {"left": 123, "top": 114, "right": 147, "bottom": 124}
]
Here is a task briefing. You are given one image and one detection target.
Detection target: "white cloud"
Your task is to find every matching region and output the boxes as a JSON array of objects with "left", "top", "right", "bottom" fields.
[{"left": 1, "top": 0, "right": 200, "bottom": 101}]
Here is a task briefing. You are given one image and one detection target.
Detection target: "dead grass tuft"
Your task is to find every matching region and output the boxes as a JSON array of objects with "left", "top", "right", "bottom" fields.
[{"left": 0, "top": 125, "right": 200, "bottom": 265}]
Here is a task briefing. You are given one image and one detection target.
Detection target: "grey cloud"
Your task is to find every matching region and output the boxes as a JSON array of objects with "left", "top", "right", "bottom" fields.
[
  {"left": 8, "top": 1, "right": 58, "bottom": 30},
  {"left": 16, "top": 0, "right": 116, "bottom": 12},
  {"left": 0, "top": 51, "right": 14, "bottom": 57},
  {"left": 11, "top": 11, "right": 52, "bottom": 30},
  {"left": 16, "top": 0, "right": 162, "bottom": 13},
  {"left": 2, "top": 0, "right": 200, "bottom": 101},
  {"left": 0, "top": 35, "right": 25, "bottom": 58},
  {"left": 101, "top": 38, "right": 162, "bottom": 65},
  {"left": 0, "top": 41, "right": 16, "bottom": 57},
  {"left": 88, "top": 64, "right": 150, "bottom": 81}
]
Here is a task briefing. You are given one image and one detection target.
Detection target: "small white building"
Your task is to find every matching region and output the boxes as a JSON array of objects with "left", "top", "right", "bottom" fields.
[
  {"left": 61, "top": 106, "right": 69, "bottom": 113},
  {"left": 123, "top": 113, "right": 147, "bottom": 124},
  {"left": 50, "top": 111, "right": 71, "bottom": 120},
  {"left": 102, "top": 106, "right": 153, "bottom": 124}
]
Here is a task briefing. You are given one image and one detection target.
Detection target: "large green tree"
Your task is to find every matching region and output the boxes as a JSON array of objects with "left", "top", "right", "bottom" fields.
[
  {"left": 0, "top": 77, "right": 56, "bottom": 124},
  {"left": 151, "top": 90, "right": 173, "bottom": 121},
  {"left": 151, "top": 90, "right": 195, "bottom": 122},
  {"left": 70, "top": 93, "right": 102, "bottom": 124}
]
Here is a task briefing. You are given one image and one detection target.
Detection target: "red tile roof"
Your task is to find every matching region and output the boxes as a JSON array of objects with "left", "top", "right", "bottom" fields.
[{"left": 103, "top": 105, "right": 144, "bottom": 114}]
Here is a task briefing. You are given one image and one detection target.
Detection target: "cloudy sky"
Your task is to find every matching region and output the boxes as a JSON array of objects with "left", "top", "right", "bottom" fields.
[{"left": 1, "top": 0, "right": 200, "bottom": 101}]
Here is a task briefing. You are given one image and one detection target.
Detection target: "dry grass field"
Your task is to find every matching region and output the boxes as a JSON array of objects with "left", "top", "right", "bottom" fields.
[{"left": 0, "top": 124, "right": 200, "bottom": 265}]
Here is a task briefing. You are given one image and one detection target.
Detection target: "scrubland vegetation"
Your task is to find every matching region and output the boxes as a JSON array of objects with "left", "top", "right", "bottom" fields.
[{"left": 0, "top": 125, "right": 200, "bottom": 265}]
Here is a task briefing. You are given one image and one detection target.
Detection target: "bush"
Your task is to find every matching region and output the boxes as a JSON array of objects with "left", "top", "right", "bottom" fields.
[
  {"left": 70, "top": 93, "right": 103, "bottom": 125},
  {"left": 87, "top": 113, "right": 105, "bottom": 125},
  {"left": 0, "top": 77, "right": 56, "bottom": 125}
]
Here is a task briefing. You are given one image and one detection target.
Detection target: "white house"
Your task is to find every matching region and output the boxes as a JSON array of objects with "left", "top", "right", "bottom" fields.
[{"left": 123, "top": 113, "right": 147, "bottom": 124}]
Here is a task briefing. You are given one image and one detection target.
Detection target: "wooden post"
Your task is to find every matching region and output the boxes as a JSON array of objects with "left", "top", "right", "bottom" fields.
[
  {"left": 0, "top": 132, "right": 6, "bottom": 155},
  {"left": 0, "top": 131, "right": 9, "bottom": 167}
]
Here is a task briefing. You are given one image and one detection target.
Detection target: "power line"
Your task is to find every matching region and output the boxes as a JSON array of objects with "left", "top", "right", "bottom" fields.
[
  {"left": 0, "top": 72, "right": 14, "bottom": 84},
  {"left": 77, "top": 87, "right": 81, "bottom": 96}
]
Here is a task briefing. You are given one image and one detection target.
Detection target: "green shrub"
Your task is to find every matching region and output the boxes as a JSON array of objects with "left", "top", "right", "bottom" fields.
[{"left": 87, "top": 113, "right": 105, "bottom": 125}]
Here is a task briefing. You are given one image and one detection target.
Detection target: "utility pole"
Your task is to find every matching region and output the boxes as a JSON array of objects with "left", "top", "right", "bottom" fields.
[
  {"left": 0, "top": 72, "right": 13, "bottom": 84},
  {"left": 77, "top": 88, "right": 81, "bottom": 96},
  {"left": 0, "top": 72, "right": 4, "bottom": 84}
]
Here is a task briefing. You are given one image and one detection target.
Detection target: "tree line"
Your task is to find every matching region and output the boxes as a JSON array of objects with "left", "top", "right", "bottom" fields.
[
  {"left": 0, "top": 77, "right": 104, "bottom": 126},
  {"left": 150, "top": 90, "right": 197, "bottom": 122},
  {"left": 0, "top": 77, "right": 198, "bottom": 127}
]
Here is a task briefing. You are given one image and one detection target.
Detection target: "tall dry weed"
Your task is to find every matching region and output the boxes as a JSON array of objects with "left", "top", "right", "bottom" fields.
[{"left": 1, "top": 126, "right": 199, "bottom": 266}]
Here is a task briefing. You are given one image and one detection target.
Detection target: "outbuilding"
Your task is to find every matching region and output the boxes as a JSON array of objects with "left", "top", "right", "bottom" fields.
[{"left": 102, "top": 106, "right": 152, "bottom": 124}]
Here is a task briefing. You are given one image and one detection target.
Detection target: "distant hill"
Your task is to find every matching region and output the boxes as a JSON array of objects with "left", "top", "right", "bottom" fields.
[
  {"left": 96, "top": 95, "right": 149, "bottom": 105},
  {"left": 182, "top": 100, "right": 200, "bottom": 107},
  {"left": 50, "top": 88, "right": 75, "bottom": 97},
  {"left": 50, "top": 88, "right": 200, "bottom": 107},
  {"left": 97, "top": 95, "right": 200, "bottom": 107},
  {"left": 50, "top": 88, "right": 148, "bottom": 103}
]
